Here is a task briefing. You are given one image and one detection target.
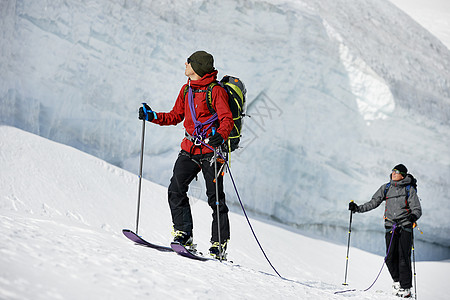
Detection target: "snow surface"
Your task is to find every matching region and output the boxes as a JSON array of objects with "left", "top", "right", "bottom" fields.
[
  {"left": 389, "top": 0, "right": 450, "bottom": 49},
  {"left": 1, "top": 0, "right": 449, "bottom": 260},
  {"left": 1, "top": 125, "right": 449, "bottom": 299}
]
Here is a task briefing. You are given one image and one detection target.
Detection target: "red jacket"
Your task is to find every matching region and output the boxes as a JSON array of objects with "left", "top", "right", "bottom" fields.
[{"left": 153, "top": 71, "right": 233, "bottom": 155}]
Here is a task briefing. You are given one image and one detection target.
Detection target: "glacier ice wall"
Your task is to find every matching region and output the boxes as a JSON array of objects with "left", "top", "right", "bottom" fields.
[{"left": 1, "top": 0, "right": 449, "bottom": 259}]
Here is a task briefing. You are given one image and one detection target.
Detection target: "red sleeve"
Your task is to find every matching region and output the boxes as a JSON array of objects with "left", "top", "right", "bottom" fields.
[
  {"left": 213, "top": 86, "right": 233, "bottom": 140},
  {"left": 152, "top": 85, "right": 186, "bottom": 126}
]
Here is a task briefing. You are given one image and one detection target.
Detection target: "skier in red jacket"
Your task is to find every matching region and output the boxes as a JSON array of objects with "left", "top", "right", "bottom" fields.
[{"left": 139, "top": 51, "right": 233, "bottom": 259}]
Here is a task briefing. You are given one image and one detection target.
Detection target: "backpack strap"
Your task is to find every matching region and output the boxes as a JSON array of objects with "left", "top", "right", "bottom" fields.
[
  {"left": 383, "top": 182, "right": 391, "bottom": 200},
  {"left": 405, "top": 185, "right": 411, "bottom": 198},
  {"left": 183, "top": 86, "right": 208, "bottom": 96},
  {"left": 205, "top": 82, "right": 219, "bottom": 115}
]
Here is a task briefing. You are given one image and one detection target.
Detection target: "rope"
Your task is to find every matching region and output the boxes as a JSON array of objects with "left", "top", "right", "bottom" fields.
[
  {"left": 363, "top": 223, "right": 397, "bottom": 291},
  {"left": 187, "top": 85, "right": 217, "bottom": 140},
  {"left": 186, "top": 88, "right": 281, "bottom": 277},
  {"left": 334, "top": 223, "right": 397, "bottom": 295},
  {"left": 198, "top": 139, "right": 282, "bottom": 278}
]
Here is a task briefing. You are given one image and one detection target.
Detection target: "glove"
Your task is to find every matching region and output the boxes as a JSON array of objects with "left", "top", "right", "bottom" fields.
[
  {"left": 138, "top": 104, "right": 155, "bottom": 122},
  {"left": 348, "top": 201, "right": 359, "bottom": 213},
  {"left": 408, "top": 214, "right": 418, "bottom": 223},
  {"left": 208, "top": 132, "right": 224, "bottom": 147}
]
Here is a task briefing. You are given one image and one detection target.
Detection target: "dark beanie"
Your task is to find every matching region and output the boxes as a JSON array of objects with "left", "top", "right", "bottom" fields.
[
  {"left": 188, "top": 51, "right": 214, "bottom": 77},
  {"left": 393, "top": 164, "right": 408, "bottom": 175}
]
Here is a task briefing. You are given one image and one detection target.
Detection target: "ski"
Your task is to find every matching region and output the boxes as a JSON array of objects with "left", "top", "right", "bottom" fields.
[
  {"left": 334, "top": 289, "right": 357, "bottom": 294},
  {"left": 122, "top": 229, "right": 173, "bottom": 252},
  {"left": 170, "top": 242, "right": 216, "bottom": 261}
]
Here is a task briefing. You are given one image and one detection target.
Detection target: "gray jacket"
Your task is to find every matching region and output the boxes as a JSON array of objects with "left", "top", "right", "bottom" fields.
[{"left": 358, "top": 175, "right": 422, "bottom": 228}]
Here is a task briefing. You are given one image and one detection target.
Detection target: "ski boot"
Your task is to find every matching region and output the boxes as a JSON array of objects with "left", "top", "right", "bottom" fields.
[
  {"left": 209, "top": 240, "right": 228, "bottom": 260},
  {"left": 172, "top": 230, "right": 194, "bottom": 248},
  {"left": 396, "top": 288, "right": 412, "bottom": 298},
  {"left": 392, "top": 282, "right": 400, "bottom": 295}
]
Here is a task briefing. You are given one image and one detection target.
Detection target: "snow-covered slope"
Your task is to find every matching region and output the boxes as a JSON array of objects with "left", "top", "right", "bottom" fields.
[
  {"left": 1, "top": 0, "right": 449, "bottom": 259},
  {"left": 1, "top": 126, "right": 448, "bottom": 299},
  {"left": 389, "top": 0, "right": 450, "bottom": 49}
]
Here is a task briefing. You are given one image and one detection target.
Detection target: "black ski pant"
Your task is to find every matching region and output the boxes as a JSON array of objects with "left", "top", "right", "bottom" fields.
[
  {"left": 385, "top": 227, "right": 413, "bottom": 289},
  {"left": 168, "top": 150, "right": 230, "bottom": 243}
]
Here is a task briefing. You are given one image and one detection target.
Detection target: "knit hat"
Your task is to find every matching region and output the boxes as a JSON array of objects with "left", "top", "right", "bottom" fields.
[
  {"left": 188, "top": 51, "right": 214, "bottom": 77},
  {"left": 393, "top": 164, "right": 408, "bottom": 176}
]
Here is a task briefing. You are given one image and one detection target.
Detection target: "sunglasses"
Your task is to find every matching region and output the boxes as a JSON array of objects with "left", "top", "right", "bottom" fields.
[{"left": 392, "top": 169, "right": 405, "bottom": 175}]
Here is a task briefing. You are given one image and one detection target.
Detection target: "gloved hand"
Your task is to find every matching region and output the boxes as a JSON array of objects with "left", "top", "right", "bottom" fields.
[
  {"left": 348, "top": 201, "right": 359, "bottom": 213},
  {"left": 139, "top": 103, "right": 155, "bottom": 122},
  {"left": 408, "top": 214, "right": 418, "bottom": 223},
  {"left": 208, "top": 132, "right": 224, "bottom": 147}
]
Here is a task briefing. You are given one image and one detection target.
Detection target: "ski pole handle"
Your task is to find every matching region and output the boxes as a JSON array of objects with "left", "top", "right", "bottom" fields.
[
  {"left": 141, "top": 102, "right": 157, "bottom": 121},
  {"left": 206, "top": 127, "right": 216, "bottom": 145},
  {"left": 142, "top": 102, "right": 148, "bottom": 114}
]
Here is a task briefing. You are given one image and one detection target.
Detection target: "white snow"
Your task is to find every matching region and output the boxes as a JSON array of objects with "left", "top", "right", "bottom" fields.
[
  {"left": 1, "top": 125, "right": 449, "bottom": 299},
  {"left": 389, "top": 0, "right": 450, "bottom": 49},
  {"left": 1, "top": 0, "right": 449, "bottom": 278}
]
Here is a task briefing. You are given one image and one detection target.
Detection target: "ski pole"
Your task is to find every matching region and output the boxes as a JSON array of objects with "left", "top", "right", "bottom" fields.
[
  {"left": 213, "top": 145, "right": 223, "bottom": 261},
  {"left": 135, "top": 103, "right": 148, "bottom": 234},
  {"left": 412, "top": 228, "right": 417, "bottom": 300},
  {"left": 343, "top": 200, "right": 354, "bottom": 285}
]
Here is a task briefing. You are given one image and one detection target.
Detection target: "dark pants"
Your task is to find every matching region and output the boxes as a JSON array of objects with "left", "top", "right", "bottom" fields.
[
  {"left": 385, "top": 227, "right": 413, "bottom": 289},
  {"left": 168, "top": 150, "right": 230, "bottom": 243}
]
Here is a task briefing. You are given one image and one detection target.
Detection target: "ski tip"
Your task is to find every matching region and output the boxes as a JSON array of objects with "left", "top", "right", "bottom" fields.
[{"left": 122, "top": 229, "right": 135, "bottom": 236}]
